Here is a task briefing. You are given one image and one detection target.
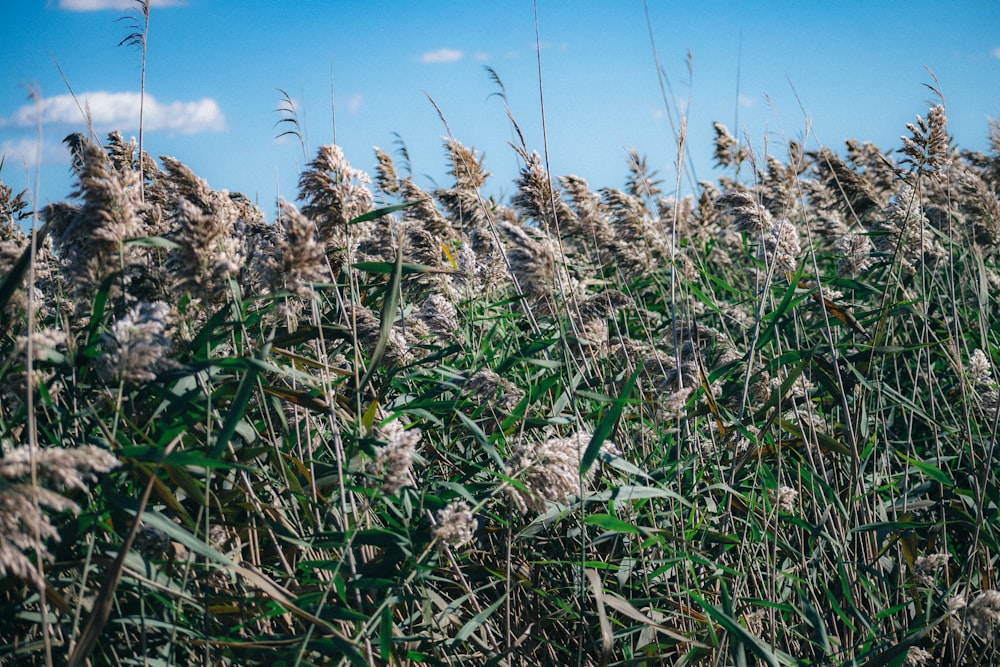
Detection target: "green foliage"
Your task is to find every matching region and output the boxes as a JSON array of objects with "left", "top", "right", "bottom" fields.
[{"left": 2, "top": 84, "right": 1000, "bottom": 667}]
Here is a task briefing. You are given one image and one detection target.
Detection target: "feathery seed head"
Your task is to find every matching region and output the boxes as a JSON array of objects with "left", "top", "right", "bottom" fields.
[
  {"left": 99, "top": 300, "right": 174, "bottom": 385},
  {"left": 967, "top": 589, "right": 1000, "bottom": 638},
  {"left": 712, "top": 122, "right": 744, "bottom": 168},
  {"left": 299, "top": 144, "right": 374, "bottom": 246},
  {"left": 717, "top": 190, "right": 773, "bottom": 234},
  {"left": 16, "top": 328, "right": 67, "bottom": 362},
  {"left": 373, "top": 146, "right": 400, "bottom": 196},
  {"left": 0, "top": 445, "right": 118, "bottom": 584},
  {"left": 417, "top": 293, "right": 459, "bottom": 341},
  {"left": 466, "top": 368, "right": 524, "bottom": 415},
  {"left": 505, "top": 431, "right": 612, "bottom": 514},
  {"left": 911, "top": 552, "right": 949, "bottom": 587},
  {"left": 968, "top": 348, "right": 992, "bottom": 387},
  {"left": 900, "top": 104, "right": 951, "bottom": 175},
  {"left": 433, "top": 501, "right": 477, "bottom": 549},
  {"left": 838, "top": 232, "right": 875, "bottom": 277},
  {"left": 773, "top": 486, "right": 799, "bottom": 513},
  {"left": 372, "top": 420, "right": 421, "bottom": 495},
  {"left": 273, "top": 198, "right": 329, "bottom": 297},
  {"left": 759, "top": 218, "right": 802, "bottom": 276}
]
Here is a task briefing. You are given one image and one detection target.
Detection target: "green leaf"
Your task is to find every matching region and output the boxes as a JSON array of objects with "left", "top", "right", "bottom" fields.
[
  {"left": 210, "top": 350, "right": 267, "bottom": 459},
  {"left": 357, "top": 242, "right": 404, "bottom": 394},
  {"left": 692, "top": 588, "right": 789, "bottom": 667},
  {"left": 379, "top": 604, "right": 393, "bottom": 663},
  {"left": 349, "top": 200, "right": 418, "bottom": 224},
  {"left": 581, "top": 365, "right": 640, "bottom": 475},
  {"left": 585, "top": 513, "right": 642, "bottom": 534},
  {"left": 585, "top": 485, "right": 693, "bottom": 506},
  {"left": 448, "top": 592, "right": 507, "bottom": 646},
  {"left": 124, "top": 235, "right": 180, "bottom": 249},
  {"left": 123, "top": 507, "right": 233, "bottom": 568},
  {"left": 896, "top": 452, "right": 953, "bottom": 486},
  {"left": 800, "top": 596, "right": 831, "bottom": 655}
]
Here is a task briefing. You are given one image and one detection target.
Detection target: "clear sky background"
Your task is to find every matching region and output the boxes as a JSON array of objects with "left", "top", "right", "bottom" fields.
[{"left": 2, "top": 0, "right": 999, "bottom": 218}]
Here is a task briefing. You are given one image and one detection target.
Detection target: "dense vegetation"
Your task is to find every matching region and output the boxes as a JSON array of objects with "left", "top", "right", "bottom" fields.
[{"left": 2, "top": 21, "right": 1000, "bottom": 664}]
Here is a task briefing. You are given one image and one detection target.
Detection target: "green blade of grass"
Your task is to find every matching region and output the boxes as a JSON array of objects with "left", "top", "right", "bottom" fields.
[
  {"left": 581, "top": 364, "right": 640, "bottom": 475},
  {"left": 209, "top": 348, "right": 268, "bottom": 460},
  {"left": 357, "top": 241, "right": 404, "bottom": 395}
]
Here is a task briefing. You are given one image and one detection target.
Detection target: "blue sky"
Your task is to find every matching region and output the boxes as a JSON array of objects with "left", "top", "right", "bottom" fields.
[{"left": 2, "top": 0, "right": 999, "bottom": 217}]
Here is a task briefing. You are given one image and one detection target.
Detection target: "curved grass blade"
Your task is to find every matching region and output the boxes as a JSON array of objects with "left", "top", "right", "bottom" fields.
[
  {"left": 447, "top": 592, "right": 507, "bottom": 647},
  {"left": 584, "top": 568, "right": 614, "bottom": 663},
  {"left": 357, "top": 241, "right": 404, "bottom": 394},
  {"left": 691, "top": 588, "right": 788, "bottom": 667},
  {"left": 581, "top": 365, "right": 640, "bottom": 475},
  {"left": 210, "top": 345, "right": 270, "bottom": 460},
  {"left": 349, "top": 200, "right": 417, "bottom": 225}
]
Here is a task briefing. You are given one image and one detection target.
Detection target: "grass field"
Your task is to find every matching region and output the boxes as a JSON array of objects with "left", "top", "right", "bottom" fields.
[{"left": 2, "top": 6, "right": 1000, "bottom": 665}]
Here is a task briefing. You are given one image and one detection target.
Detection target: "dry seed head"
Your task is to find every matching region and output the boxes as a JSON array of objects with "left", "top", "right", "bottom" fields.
[
  {"left": 16, "top": 328, "right": 67, "bottom": 362},
  {"left": 716, "top": 190, "right": 773, "bottom": 234},
  {"left": 662, "top": 386, "right": 693, "bottom": 420},
  {"left": 871, "top": 184, "right": 943, "bottom": 274},
  {"left": 433, "top": 501, "right": 477, "bottom": 549},
  {"left": 99, "top": 301, "right": 175, "bottom": 385},
  {"left": 759, "top": 218, "right": 801, "bottom": 276},
  {"left": 559, "top": 174, "right": 614, "bottom": 248},
  {"left": 417, "top": 293, "right": 459, "bottom": 341},
  {"left": 45, "top": 136, "right": 146, "bottom": 302},
  {"left": 967, "top": 348, "right": 992, "bottom": 387},
  {"left": 505, "top": 430, "right": 613, "bottom": 514},
  {"left": 512, "top": 150, "right": 573, "bottom": 234},
  {"left": 712, "top": 122, "right": 744, "bottom": 168},
  {"left": 912, "top": 552, "right": 950, "bottom": 587},
  {"left": 466, "top": 368, "right": 524, "bottom": 415},
  {"left": 772, "top": 485, "right": 799, "bottom": 513},
  {"left": 903, "top": 647, "right": 933, "bottom": 667},
  {"left": 372, "top": 420, "right": 421, "bottom": 495},
  {"left": 812, "top": 148, "right": 883, "bottom": 219},
  {"left": 373, "top": 146, "right": 400, "bottom": 196},
  {"left": 274, "top": 198, "right": 329, "bottom": 297},
  {"left": 838, "top": 232, "right": 875, "bottom": 277},
  {"left": 958, "top": 169, "right": 1000, "bottom": 247},
  {"left": 0, "top": 445, "right": 118, "bottom": 584},
  {"left": 900, "top": 104, "right": 951, "bottom": 175},
  {"left": 348, "top": 303, "right": 412, "bottom": 367},
  {"left": 967, "top": 589, "right": 1000, "bottom": 638},
  {"left": 299, "top": 144, "right": 374, "bottom": 245},
  {"left": 168, "top": 195, "right": 245, "bottom": 302},
  {"left": 400, "top": 177, "right": 452, "bottom": 240}
]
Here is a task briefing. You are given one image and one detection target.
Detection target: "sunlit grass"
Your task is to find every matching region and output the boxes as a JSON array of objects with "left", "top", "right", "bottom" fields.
[{"left": 2, "top": 41, "right": 1000, "bottom": 667}]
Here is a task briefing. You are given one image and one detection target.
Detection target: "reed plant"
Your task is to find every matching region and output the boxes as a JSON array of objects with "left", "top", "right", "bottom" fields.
[
  {"left": 2, "top": 8, "right": 1000, "bottom": 664},
  {"left": 2, "top": 94, "right": 999, "bottom": 665}
]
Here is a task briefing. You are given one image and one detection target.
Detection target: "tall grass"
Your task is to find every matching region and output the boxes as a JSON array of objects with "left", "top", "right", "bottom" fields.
[
  {"left": 1, "top": 97, "right": 999, "bottom": 665},
  {"left": 2, "top": 10, "right": 1000, "bottom": 665}
]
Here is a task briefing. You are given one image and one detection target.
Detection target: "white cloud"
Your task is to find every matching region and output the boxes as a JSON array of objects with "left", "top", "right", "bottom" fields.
[
  {"left": 474, "top": 52, "right": 491, "bottom": 62},
  {"left": 993, "top": 46, "right": 1000, "bottom": 59},
  {"left": 3, "top": 91, "right": 226, "bottom": 134},
  {"left": 58, "top": 0, "right": 185, "bottom": 10},
  {"left": 346, "top": 94, "right": 363, "bottom": 115},
  {"left": 420, "top": 48, "right": 463, "bottom": 64},
  {"left": 737, "top": 94, "right": 756, "bottom": 108}
]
